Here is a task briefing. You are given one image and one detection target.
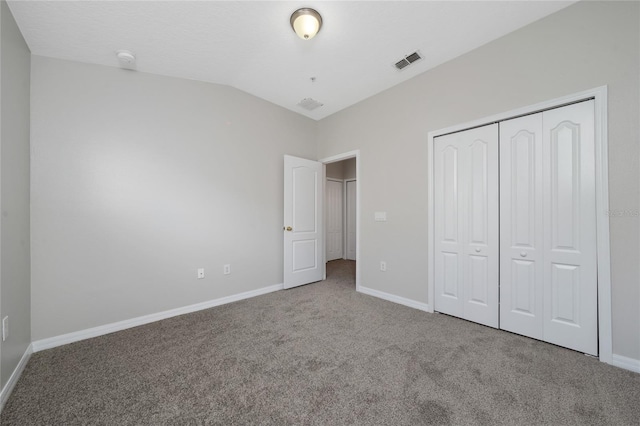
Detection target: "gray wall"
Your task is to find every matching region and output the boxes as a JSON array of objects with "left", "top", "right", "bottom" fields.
[
  {"left": 0, "top": 0, "right": 31, "bottom": 388},
  {"left": 31, "top": 56, "right": 317, "bottom": 340},
  {"left": 317, "top": 1, "right": 640, "bottom": 360}
]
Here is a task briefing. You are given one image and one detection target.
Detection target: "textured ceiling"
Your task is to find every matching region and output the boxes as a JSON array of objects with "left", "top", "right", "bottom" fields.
[{"left": 8, "top": 1, "right": 575, "bottom": 120}]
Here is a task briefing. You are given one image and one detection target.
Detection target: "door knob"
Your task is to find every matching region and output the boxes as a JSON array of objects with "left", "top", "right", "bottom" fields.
[
  {"left": 284, "top": 226, "right": 293, "bottom": 231},
  {"left": 475, "top": 248, "right": 481, "bottom": 253},
  {"left": 520, "top": 252, "right": 527, "bottom": 257}
]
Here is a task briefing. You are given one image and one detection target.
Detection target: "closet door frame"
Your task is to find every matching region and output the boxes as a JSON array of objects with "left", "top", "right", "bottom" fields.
[{"left": 427, "top": 86, "right": 611, "bottom": 365}]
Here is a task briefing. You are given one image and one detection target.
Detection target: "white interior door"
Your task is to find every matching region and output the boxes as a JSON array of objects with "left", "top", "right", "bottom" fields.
[
  {"left": 542, "top": 101, "right": 597, "bottom": 355},
  {"left": 326, "top": 179, "right": 343, "bottom": 261},
  {"left": 434, "top": 124, "right": 499, "bottom": 328},
  {"left": 284, "top": 155, "right": 323, "bottom": 289},
  {"left": 500, "top": 113, "right": 544, "bottom": 340},
  {"left": 346, "top": 180, "right": 357, "bottom": 260}
]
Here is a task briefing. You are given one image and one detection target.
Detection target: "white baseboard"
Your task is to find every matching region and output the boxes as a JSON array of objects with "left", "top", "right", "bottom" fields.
[
  {"left": 32, "top": 283, "right": 283, "bottom": 352},
  {"left": 358, "top": 286, "right": 430, "bottom": 312},
  {"left": 0, "top": 343, "right": 33, "bottom": 414},
  {"left": 612, "top": 353, "right": 640, "bottom": 373}
]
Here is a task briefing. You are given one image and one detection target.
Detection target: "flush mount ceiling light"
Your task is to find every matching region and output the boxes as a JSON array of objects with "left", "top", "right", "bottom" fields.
[{"left": 290, "top": 8, "right": 322, "bottom": 40}]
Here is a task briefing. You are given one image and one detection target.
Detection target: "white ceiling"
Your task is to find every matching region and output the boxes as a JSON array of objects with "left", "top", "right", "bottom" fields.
[{"left": 8, "top": 1, "right": 575, "bottom": 120}]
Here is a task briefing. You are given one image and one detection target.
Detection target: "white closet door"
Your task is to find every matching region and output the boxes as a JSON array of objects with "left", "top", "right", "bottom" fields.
[
  {"left": 500, "top": 101, "right": 597, "bottom": 355},
  {"left": 500, "top": 113, "right": 544, "bottom": 339},
  {"left": 326, "top": 180, "right": 343, "bottom": 261},
  {"left": 346, "top": 180, "right": 357, "bottom": 261},
  {"left": 434, "top": 124, "right": 499, "bottom": 328},
  {"left": 542, "top": 101, "right": 597, "bottom": 355}
]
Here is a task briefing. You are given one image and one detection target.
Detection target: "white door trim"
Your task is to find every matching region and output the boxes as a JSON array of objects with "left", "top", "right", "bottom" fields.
[
  {"left": 319, "top": 151, "right": 361, "bottom": 291},
  {"left": 427, "top": 86, "right": 612, "bottom": 364}
]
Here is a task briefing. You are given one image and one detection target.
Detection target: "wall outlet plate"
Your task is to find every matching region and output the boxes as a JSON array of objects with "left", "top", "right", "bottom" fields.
[
  {"left": 224, "top": 264, "right": 231, "bottom": 275},
  {"left": 380, "top": 261, "right": 386, "bottom": 272}
]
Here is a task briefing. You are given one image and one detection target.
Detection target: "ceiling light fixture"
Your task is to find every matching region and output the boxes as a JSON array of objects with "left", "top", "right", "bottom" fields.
[{"left": 290, "top": 8, "right": 322, "bottom": 40}]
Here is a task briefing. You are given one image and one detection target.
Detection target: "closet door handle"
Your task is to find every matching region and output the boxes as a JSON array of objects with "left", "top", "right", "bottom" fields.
[
  {"left": 520, "top": 252, "right": 527, "bottom": 257},
  {"left": 475, "top": 248, "right": 481, "bottom": 253}
]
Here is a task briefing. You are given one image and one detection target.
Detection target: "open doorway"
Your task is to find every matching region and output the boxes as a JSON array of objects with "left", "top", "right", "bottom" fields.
[{"left": 320, "top": 151, "right": 360, "bottom": 291}]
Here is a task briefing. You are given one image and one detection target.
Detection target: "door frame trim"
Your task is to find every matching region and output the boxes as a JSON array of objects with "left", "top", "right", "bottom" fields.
[
  {"left": 319, "top": 151, "right": 361, "bottom": 291},
  {"left": 427, "top": 86, "right": 612, "bottom": 364}
]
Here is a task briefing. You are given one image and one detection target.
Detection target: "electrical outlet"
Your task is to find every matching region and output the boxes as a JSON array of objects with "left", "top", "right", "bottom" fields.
[
  {"left": 2, "top": 316, "right": 8, "bottom": 341},
  {"left": 224, "top": 264, "right": 231, "bottom": 275},
  {"left": 380, "top": 261, "right": 386, "bottom": 272},
  {"left": 197, "top": 268, "right": 205, "bottom": 279}
]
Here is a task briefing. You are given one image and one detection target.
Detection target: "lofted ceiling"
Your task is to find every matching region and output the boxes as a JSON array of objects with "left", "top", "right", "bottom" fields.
[{"left": 8, "top": 1, "right": 575, "bottom": 120}]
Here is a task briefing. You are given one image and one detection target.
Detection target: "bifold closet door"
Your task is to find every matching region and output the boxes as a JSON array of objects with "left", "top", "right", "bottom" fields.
[
  {"left": 499, "top": 113, "right": 544, "bottom": 340},
  {"left": 500, "top": 100, "right": 597, "bottom": 355},
  {"left": 434, "top": 124, "right": 499, "bottom": 328},
  {"left": 542, "top": 101, "right": 597, "bottom": 355},
  {"left": 345, "top": 180, "right": 357, "bottom": 261},
  {"left": 326, "top": 179, "right": 343, "bottom": 261}
]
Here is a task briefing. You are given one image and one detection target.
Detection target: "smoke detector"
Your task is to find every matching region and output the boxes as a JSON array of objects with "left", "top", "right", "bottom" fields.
[
  {"left": 297, "top": 98, "right": 324, "bottom": 111},
  {"left": 116, "top": 50, "right": 136, "bottom": 69}
]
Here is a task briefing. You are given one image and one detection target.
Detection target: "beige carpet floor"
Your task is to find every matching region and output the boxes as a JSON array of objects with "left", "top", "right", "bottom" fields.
[{"left": 1, "top": 259, "right": 639, "bottom": 425}]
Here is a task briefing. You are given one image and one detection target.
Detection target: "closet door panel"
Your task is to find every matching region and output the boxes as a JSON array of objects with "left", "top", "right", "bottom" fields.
[
  {"left": 542, "top": 100, "right": 597, "bottom": 356},
  {"left": 434, "top": 138, "right": 464, "bottom": 317},
  {"left": 442, "top": 252, "right": 460, "bottom": 299},
  {"left": 345, "top": 180, "right": 357, "bottom": 260},
  {"left": 463, "top": 125, "right": 499, "bottom": 328},
  {"left": 500, "top": 114, "right": 544, "bottom": 339},
  {"left": 434, "top": 124, "right": 498, "bottom": 328},
  {"left": 326, "top": 180, "right": 343, "bottom": 261}
]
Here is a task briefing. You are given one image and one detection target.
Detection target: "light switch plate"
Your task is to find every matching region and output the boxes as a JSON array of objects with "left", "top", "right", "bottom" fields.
[{"left": 375, "top": 212, "right": 387, "bottom": 222}]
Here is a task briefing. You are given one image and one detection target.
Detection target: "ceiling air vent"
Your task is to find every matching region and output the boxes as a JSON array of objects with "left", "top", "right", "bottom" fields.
[
  {"left": 298, "top": 98, "right": 324, "bottom": 111},
  {"left": 394, "top": 51, "right": 422, "bottom": 70},
  {"left": 395, "top": 58, "right": 410, "bottom": 70}
]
